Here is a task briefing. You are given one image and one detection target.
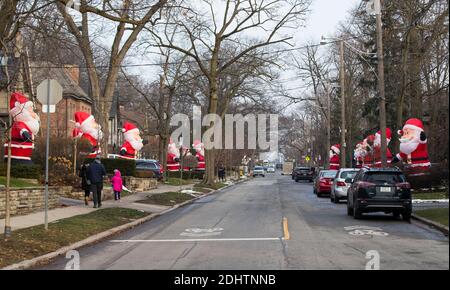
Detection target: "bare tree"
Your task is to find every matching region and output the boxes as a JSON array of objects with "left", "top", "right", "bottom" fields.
[
  {"left": 149, "top": 0, "right": 311, "bottom": 184},
  {"left": 55, "top": 0, "right": 169, "bottom": 154}
]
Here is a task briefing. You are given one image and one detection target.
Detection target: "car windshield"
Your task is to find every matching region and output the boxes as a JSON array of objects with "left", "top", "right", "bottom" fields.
[
  {"left": 340, "top": 171, "right": 358, "bottom": 179},
  {"left": 321, "top": 171, "right": 337, "bottom": 178},
  {"left": 296, "top": 168, "right": 311, "bottom": 172},
  {"left": 254, "top": 167, "right": 263, "bottom": 170},
  {"left": 363, "top": 172, "right": 406, "bottom": 184}
]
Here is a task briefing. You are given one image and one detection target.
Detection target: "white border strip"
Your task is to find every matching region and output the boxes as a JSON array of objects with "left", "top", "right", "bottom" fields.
[{"left": 110, "top": 237, "right": 284, "bottom": 243}]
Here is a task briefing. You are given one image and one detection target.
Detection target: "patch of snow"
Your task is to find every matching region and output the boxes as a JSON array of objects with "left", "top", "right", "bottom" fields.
[{"left": 412, "top": 199, "right": 449, "bottom": 204}]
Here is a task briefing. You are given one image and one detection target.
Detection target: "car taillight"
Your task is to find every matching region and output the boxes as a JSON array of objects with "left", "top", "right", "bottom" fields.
[
  {"left": 337, "top": 181, "right": 346, "bottom": 187},
  {"left": 396, "top": 182, "right": 410, "bottom": 190}
]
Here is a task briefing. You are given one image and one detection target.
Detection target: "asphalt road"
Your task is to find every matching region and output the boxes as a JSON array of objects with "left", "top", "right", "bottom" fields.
[{"left": 41, "top": 173, "right": 449, "bottom": 270}]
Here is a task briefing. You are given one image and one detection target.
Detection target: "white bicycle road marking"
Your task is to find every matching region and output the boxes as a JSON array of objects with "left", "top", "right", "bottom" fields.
[
  {"left": 345, "top": 225, "right": 389, "bottom": 237},
  {"left": 180, "top": 228, "right": 224, "bottom": 237}
]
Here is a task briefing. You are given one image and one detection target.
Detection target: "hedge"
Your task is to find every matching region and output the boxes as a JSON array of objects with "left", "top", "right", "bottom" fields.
[
  {"left": 166, "top": 170, "right": 204, "bottom": 180},
  {"left": 84, "top": 158, "right": 136, "bottom": 177},
  {"left": 0, "top": 163, "right": 41, "bottom": 179}
]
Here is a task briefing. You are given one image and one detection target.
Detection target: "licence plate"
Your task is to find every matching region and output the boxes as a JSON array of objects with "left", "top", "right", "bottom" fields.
[{"left": 380, "top": 187, "right": 392, "bottom": 193}]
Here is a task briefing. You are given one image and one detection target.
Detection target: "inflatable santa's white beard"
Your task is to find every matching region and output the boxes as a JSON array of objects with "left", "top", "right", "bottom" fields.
[
  {"left": 124, "top": 132, "right": 143, "bottom": 151},
  {"left": 11, "top": 105, "right": 40, "bottom": 135},
  {"left": 80, "top": 120, "right": 103, "bottom": 140},
  {"left": 399, "top": 135, "right": 420, "bottom": 155}
]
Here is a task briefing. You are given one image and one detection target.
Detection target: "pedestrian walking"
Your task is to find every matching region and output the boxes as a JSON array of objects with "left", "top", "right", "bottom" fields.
[
  {"left": 78, "top": 163, "right": 91, "bottom": 206},
  {"left": 111, "top": 169, "right": 123, "bottom": 201},
  {"left": 87, "top": 156, "right": 107, "bottom": 208},
  {"left": 218, "top": 164, "right": 226, "bottom": 182}
]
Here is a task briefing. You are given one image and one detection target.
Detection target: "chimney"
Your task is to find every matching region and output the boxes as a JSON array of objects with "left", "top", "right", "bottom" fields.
[{"left": 64, "top": 65, "right": 80, "bottom": 85}]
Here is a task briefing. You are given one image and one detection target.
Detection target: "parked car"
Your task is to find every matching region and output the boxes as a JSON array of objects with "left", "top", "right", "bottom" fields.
[
  {"left": 253, "top": 166, "right": 266, "bottom": 177},
  {"left": 313, "top": 170, "right": 338, "bottom": 197},
  {"left": 293, "top": 166, "right": 316, "bottom": 182},
  {"left": 267, "top": 166, "right": 276, "bottom": 173},
  {"left": 330, "top": 168, "right": 360, "bottom": 203},
  {"left": 346, "top": 167, "right": 412, "bottom": 222},
  {"left": 135, "top": 159, "right": 163, "bottom": 180}
]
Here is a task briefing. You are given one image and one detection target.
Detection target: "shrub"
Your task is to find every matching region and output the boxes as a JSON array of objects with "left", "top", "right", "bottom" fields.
[
  {"left": 0, "top": 163, "right": 41, "bottom": 179},
  {"left": 134, "top": 170, "right": 155, "bottom": 178},
  {"left": 84, "top": 158, "right": 136, "bottom": 177},
  {"left": 166, "top": 170, "right": 204, "bottom": 180},
  {"left": 39, "top": 157, "right": 78, "bottom": 186}
]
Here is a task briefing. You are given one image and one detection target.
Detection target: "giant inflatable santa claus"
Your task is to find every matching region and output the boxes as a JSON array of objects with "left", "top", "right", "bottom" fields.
[
  {"left": 354, "top": 141, "right": 365, "bottom": 168},
  {"left": 329, "top": 144, "right": 340, "bottom": 170},
  {"left": 193, "top": 140, "right": 205, "bottom": 171},
  {"left": 362, "top": 135, "right": 375, "bottom": 166},
  {"left": 167, "top": 139, "right": 180, "bottom": 171},
  {"left": 4, "top": 92, "right": 40, "bottom": 164},
  {"left": 372, "top": 128, "right": 393, "bottom": 167},
  {"left": 392, "top": 118, "right": 430, "bottom": 175},
  {"left": 119, "top": 122, "right": 143, "bottom": 160},
  {"left": 73, "top": 111, "right": 103, "bottom": 158}
]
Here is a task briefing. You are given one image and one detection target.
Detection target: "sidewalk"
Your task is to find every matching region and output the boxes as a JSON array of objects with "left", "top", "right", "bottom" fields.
[{"left": 0, "top": 183, "right": 195, "bottom": 231}]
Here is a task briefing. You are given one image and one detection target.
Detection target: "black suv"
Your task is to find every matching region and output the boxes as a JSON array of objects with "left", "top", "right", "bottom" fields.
[
  {"left": 346, "top": 167, "right": 412, "bottom": 222},
  {"left": 136, "top": 160, "right": 163, "bottom": 181},
  {"left": 293, "top": 167, "right": 316, "bottom": 182}
]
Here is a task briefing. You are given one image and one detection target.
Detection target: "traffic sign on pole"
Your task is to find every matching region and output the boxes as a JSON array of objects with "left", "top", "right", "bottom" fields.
[{"left": 37, "top": 79, "right": 63, "bottom": 230}]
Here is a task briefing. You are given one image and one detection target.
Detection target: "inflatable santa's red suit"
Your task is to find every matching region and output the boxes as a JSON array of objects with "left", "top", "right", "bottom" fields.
[
  {"left": 4, "top": 92, "right": 40, "bottom": 164},
  {"left": 193, "top": 140, "right": 205, "bottom": 171},
  {"left": 167, "top": 139, "right": 180, "bottom": 171},
  {"left": 73, "top": 111, "right": 102, "bottom": 158},
  {"left": 392, "top": 118, "right": 430, "bottom": 176},
  {"left": 372, "top": 128, "right": 393, "bottom": 167},
  {"left": 119, "top": 122, "right": 143, "bottom": 160},
  {"left": 329, "top": 144, "right": 340, "bottom": 170},
  {"left": 362, "top": 135, "right": 375, "bottom": 166}
]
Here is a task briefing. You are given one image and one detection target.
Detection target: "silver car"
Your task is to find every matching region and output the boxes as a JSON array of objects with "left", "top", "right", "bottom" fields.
[
  {"left": 330, "top": 168, "right": 359, "bottom": 203},
  {"left": 253, "top": 166, "right": 265, "bottom": 177}
]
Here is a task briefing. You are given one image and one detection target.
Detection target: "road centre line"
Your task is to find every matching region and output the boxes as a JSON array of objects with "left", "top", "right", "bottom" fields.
[{"left": 110, "top": 237, "right": 285, "bottom": 243}]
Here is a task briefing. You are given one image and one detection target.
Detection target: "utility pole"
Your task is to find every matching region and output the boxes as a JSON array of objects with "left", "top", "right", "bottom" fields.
[
  {"left": 375, "top": 0, "right": 388, "bottom": 167},
  {"left": 339, "top": 39, "right": 346, "bottom": 168},
  {"left": 325, "top": 83, "right": 331, "bottom": 169}
]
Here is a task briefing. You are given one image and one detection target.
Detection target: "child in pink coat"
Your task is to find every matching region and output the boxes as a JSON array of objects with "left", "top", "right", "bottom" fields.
[{"left": 111, "top": 169, "right": 123, "bottom": 201}]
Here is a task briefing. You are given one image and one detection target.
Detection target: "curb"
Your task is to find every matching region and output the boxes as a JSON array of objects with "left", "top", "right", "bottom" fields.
[
  {"left": 412, "top": 214, "right": 449, "bottom": 236},
  {"left": 2, "top": 178, "right": 248, "bottom": 270}
]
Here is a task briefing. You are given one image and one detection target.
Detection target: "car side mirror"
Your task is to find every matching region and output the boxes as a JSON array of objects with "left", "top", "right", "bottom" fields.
[{"left": 345, "top": 178, "right": 354, "bottom": 184}]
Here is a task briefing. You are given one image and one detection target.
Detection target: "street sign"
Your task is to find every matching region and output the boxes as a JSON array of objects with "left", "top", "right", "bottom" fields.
[
  {"left": 37, "top": 79, "right": 63, "bottom": 113},
  {"left": 36, "top": 79, "right": 63, "bottom": 230}
]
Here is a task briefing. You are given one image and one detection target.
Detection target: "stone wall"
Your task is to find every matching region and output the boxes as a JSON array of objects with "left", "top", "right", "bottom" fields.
[
  {"left": 123, "top": 177, "right": 158, "bottom": 192},
  {"left": 0, "top": 186, "right": 72, "bottom": 219}
]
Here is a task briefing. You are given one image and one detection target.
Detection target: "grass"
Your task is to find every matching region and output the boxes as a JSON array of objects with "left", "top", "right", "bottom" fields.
[
  {"left": 412, "top": 192, "right": 449, "bottom": 200},
  {"left": 163, "top": 177, "right": 195, "bottom": 186},
  {"left": 136, "top": 191, "right": 194, "bottom": 206},
  {"left": 0, "top": 208, "right": 149, "bottom": 268},
  {"left": 194, "top": 182, "right": 227, "bottom": 190},
  {"left": 0, "top": 176, "right": 39, "bottom": 188},
  {"left": 415, "top": 208, "right": 449, "bottom": 227}
]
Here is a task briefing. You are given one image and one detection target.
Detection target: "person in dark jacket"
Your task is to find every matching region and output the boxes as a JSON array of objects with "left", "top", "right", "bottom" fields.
[
  {"left": 78, "top": 163, "right": 91, "bottom": 206},
  {"left": 87, "top": 156, "right": 107, "bottom": 208},
  {"left": 218, "top": 164, "right": 226, "bottom": 182}
]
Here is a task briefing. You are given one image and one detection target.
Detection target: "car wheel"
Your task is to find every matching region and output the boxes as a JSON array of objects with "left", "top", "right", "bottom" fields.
[
  {"left": 334, "top": 196, "right": 339, "bottom": 204},
  {"left": 353, "top": 205, "right": 362, "bottom": 220},
  {"left": 347, "top": 202, "right": 353, "bottom": 216},
  {"left": 330, "top": 194, "right": 334, "bottom": 202},
  {"left": 402, "top": 211, "right": 412, "bottom": 223},
  {"left": 393, "top": 211, "right": 401, "bottom": 219},
  {"left": 295, "top": 179, "right": 299, "bottom": 182}
]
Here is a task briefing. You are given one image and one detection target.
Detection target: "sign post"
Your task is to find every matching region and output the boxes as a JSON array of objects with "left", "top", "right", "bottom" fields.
[{"left": 37, "top": 79, "right": 63, "bottom": 230}]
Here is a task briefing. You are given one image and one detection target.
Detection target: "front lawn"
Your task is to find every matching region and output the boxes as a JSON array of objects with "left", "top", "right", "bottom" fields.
[
  {"left": 0, "top": 176, "right": 39, "bottom": 188},
  {"left": 413, "top": 192, "right": 449, "bottom": 200},
  {"left": 0, "top": 208, "right": 149, "bottom": 269},
  {"left": 415, "top": 208, "right": 449, "bottom": 227},
  {"left": 194, "top": 182, "right": 227, "bottom": 191},
  {"left": 136, "top": 191, "right": 194, "bottom": 206},
  {"left": 163, "top": 178, "right": 195, "bottom": 186}
]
